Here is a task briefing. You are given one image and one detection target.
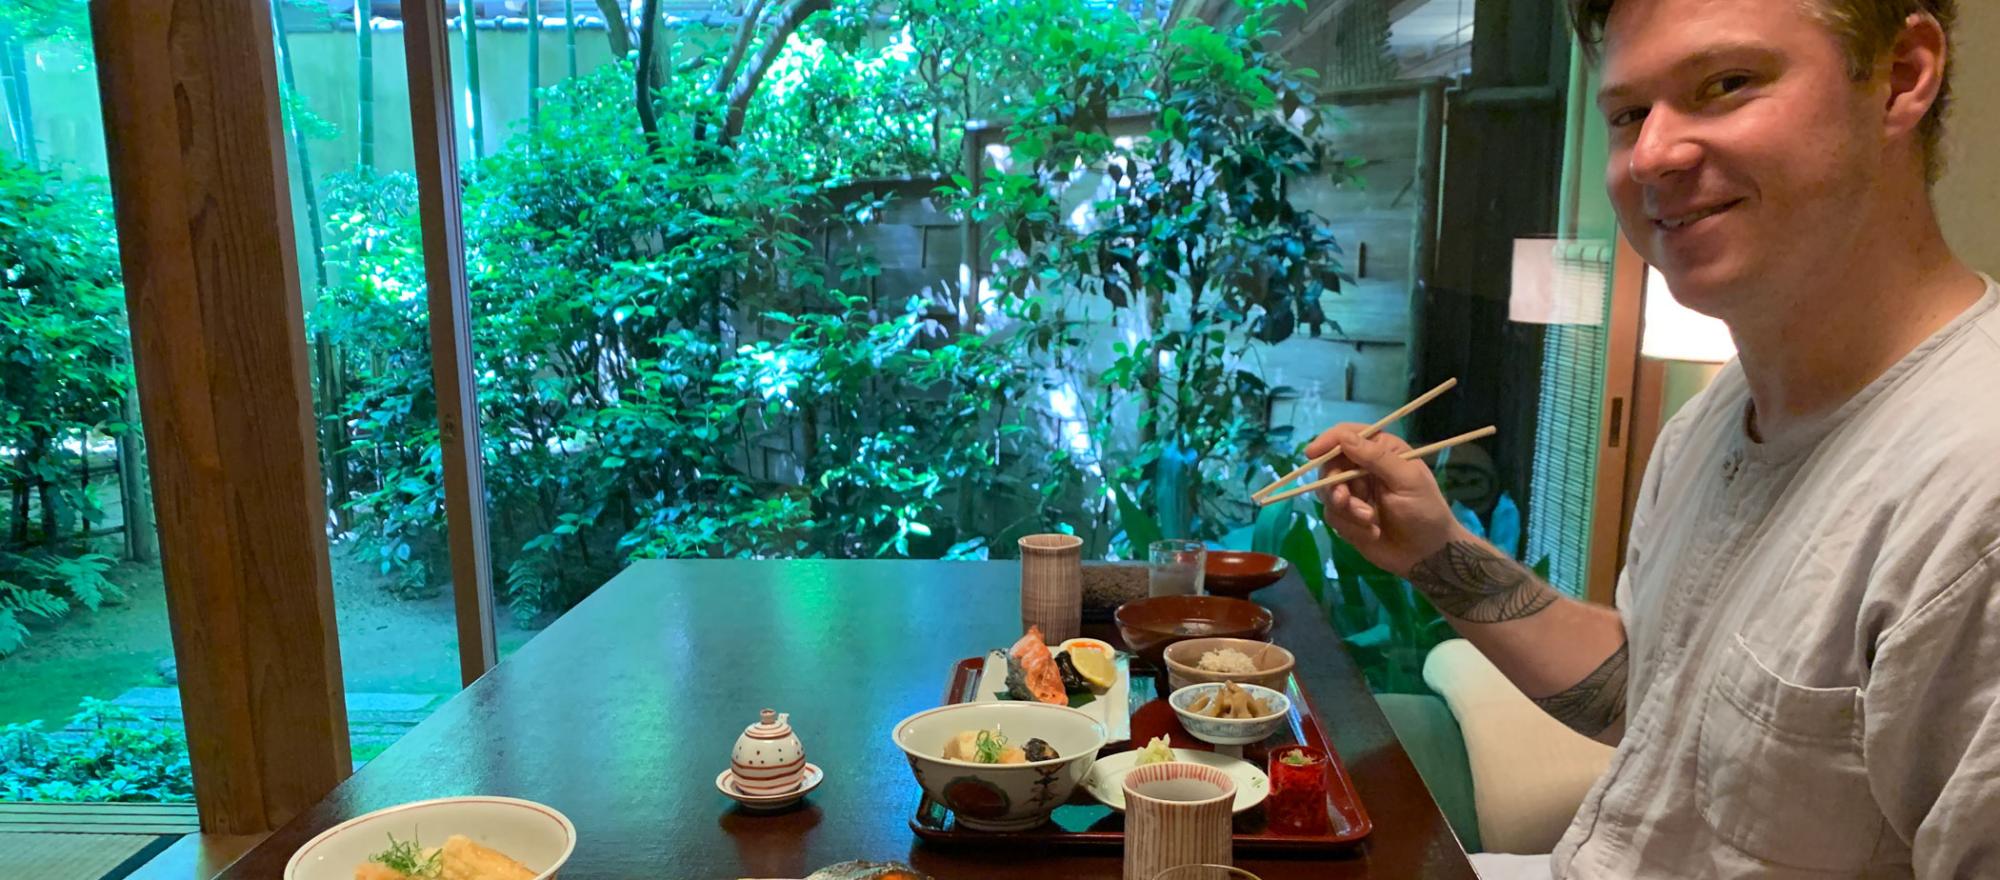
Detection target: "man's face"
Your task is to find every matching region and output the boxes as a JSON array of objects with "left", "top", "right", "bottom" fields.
[{"left": 1598, "top": 0, "right": 1886, "bottom": 320}]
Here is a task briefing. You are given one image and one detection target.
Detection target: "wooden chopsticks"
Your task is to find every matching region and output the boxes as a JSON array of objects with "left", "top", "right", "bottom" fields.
[
  {"left": 1252, "top": 378, "right": 1457, "bottom": 502},
  {"left": 1258, "top": 425, "right": 1496, "bottom": 506}
]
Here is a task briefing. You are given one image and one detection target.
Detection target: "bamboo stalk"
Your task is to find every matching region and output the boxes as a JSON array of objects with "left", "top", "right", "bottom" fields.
[
  {"left": 527, "top": 0, "right": 542, "bottom": 124},
  {"left": 462, "top": 0, "right": 486, "bottom": 161},
  {"left": 356, "top": 0, "right": 374, "bottom": 170},
  {"left": 271, "top": 0, "right": 329, "bottom": 291},
  {"left": 0, "top": 21, "right": 38, "bottom": 167},
  {"left": 564, "top": 0, "right": 578, "bottom": 80},
  {"left": 0, "top": 27, "right": 22, "bottom": 162},
  {"left": 118, "top": 387, "right": 154, "bottom": 562}
]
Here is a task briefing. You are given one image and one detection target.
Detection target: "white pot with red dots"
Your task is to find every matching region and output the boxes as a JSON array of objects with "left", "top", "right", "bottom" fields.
[{"left": 729, "top": 708, "right": 807, "bottom": 797}]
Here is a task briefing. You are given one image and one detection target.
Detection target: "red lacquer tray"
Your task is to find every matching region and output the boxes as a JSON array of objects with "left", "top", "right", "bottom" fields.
[{"left": 909, "top": 656, "right": 1374, "bottom": 852}]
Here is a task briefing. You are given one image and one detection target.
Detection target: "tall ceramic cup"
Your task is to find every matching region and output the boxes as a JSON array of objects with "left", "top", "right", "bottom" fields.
[
  {"left": 1123, "top": 761, "right": 1237, "bottom": 880},
  {"left": 1019, "top": 533, "right": 1084, "bottom": 643}
]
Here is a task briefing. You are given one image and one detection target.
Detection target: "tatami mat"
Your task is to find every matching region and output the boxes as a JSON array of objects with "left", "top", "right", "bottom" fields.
[{"left": 0, "top": 830, "right": 173, "bottom": 880}]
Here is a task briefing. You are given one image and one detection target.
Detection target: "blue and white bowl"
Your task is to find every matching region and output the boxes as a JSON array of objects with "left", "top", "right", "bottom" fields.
[{"left": 1169, "top": 682, "right": 1291, "bottom": 746}]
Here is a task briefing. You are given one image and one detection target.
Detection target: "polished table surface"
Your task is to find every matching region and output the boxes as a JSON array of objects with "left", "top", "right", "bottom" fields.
[{"left": 221, "top": 561, "right": 1475, "bottom": 879}]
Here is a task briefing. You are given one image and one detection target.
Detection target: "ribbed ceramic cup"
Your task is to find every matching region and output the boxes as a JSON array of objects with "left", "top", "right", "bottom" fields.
[
  {"left": 1122, "top": 761, "right": 1237, "bottom": 880},
  {"left": 1149, "top": 867, "right": 1263, "bottom": 880},
  {"left": 1019, "top": 533, "right": 1084, "bottom": 643}
]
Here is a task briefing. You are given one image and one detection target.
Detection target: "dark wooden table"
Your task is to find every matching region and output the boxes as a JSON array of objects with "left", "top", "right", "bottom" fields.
[{"left": 221, "top": 561, "right": 1474, "bottom": 879}]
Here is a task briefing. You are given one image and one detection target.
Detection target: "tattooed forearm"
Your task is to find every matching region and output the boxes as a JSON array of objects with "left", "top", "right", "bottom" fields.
[
  {"left": 1530, "top": 642, "right": 1629, "bottom": 737},
  {"left": 1406, "top": 540, "right": 1559, "bottom": 623}
]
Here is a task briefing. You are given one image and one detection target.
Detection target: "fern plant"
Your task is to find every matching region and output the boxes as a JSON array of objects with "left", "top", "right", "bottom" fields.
[{"left": 0, "top": 551, "right": 123, "bottom": 655}]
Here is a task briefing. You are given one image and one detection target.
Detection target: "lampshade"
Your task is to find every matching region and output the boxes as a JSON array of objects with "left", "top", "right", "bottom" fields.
[
  {"left": 1642, "top": 267, "right": 1737, "bottom": 363},
  {"left": 1508, "top": 238, "right": 1609, "bottom": 325}
]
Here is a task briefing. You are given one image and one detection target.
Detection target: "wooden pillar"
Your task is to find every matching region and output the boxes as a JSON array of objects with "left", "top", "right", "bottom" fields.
[
  {"left": 1407, "top": 79, "right": 1444, "bottom": 402},
  {"left": 1585, "top": 235, "right": 1646, "bottom": 607},
  {"left": 88, "top": 0, "right": 351, "bottom": 834}
]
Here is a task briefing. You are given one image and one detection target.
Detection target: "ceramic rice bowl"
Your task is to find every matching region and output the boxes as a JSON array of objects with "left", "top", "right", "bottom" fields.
[
  {"left": 893, "top": 701, "right": 1108, "bottom": 832},
  {"left": 1162, "top": 637, "right": 1295, "bottom": 692}
]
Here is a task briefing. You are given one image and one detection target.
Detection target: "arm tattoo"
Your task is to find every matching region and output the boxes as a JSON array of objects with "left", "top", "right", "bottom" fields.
[
  {"left": 1530, "top": 642, "right": 1630, "bottom": 737},
  {"left": 1406, "top": 540, "right": 1559, "bottom": 623}
]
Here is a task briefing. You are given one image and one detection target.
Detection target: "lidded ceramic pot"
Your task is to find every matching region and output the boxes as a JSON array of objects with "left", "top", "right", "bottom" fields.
[{"left": 730, "top": 709, "right": 806, "bottom": 795}]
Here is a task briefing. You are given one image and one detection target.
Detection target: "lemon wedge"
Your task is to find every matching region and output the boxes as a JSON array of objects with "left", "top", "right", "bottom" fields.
[{"left": 1068, "top": 647, "right": 1117, "bottom": 691}]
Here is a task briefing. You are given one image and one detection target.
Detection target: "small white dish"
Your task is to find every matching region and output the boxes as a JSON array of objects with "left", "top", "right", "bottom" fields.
[
  {"left": 1081, "top": 750, "right": 1269, "bottom": 814},
  {"left": 717, "top": 762, "right": 823, "bottom": 811},
  {"left": 284, "top": 796, "right": 575, "bottom": 880}
]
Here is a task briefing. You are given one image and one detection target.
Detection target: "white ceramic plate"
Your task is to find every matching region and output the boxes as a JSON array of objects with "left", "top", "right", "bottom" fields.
[
  {"left": 974, "top": 647, "right": 1132, "bottom": 744},
  {"left": 284, "top": 796, "right": 575, "bottom": 880},
  {"left": 1081, "top": 749, "right": 1269, "bottom": 814}
]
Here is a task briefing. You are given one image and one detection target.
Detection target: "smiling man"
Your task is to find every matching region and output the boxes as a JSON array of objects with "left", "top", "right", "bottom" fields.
[{"left": 1299, "top": 0, "right": 2000, "bottom": 877}]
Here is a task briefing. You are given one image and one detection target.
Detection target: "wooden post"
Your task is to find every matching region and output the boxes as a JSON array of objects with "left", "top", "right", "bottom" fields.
[
  {"left": 405, "top": 0, "right": 500, "bottom": 685},
  {"left": 1407, "top": 79, "right": 1444, "bottom": 402},
  {"left": 88, "top": 0, "right": 351, "bottom": 834},
  {"left": 1585, "top": 234, "right": 1646, "bottom": 607}
]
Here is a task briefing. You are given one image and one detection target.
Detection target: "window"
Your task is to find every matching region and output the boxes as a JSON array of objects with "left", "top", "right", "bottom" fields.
[{"left": 0, "top": 0, "right": 194, "bottom": 829}]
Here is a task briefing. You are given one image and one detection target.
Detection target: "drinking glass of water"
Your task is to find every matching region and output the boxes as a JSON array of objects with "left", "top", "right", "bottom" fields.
[{"left": 1148, "top": 539, "right": 1207, "bottom": 597}]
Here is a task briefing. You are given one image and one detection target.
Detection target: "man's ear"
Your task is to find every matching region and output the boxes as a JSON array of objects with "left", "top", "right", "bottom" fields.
[{"left": 1882, "top": 12, "right": 1948, "bottom": 143}]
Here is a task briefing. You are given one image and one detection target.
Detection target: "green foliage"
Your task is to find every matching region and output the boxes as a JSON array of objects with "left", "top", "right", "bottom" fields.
[
  {"left": 0, "top": 156, "right": 131, "bottom": 653},
  {"left": 1312, "top": 490, "right": 1548, "bottom": 695},
  {"left": 0, "top": 157, "right": 128, "bottom": 482},
  {"left": 0, "top": 1, "right": 90, "bottom": 45},
  {"left": 309, "top": 169, "right": 438, "bottom": 596},
  {"left": 0, "top": 699, "right": 194, "bottom": 803},
  {"left": 312, "top": 62, "right": 1038, "bottom": 621},
  {"left": 303, "top": 0, "right": 1361, "bottom": 625},
  {"left": 960, "top": 0, "right": 1354, "bottom": 556},
  {"left": 0, "top": 550, "right": 122, "bottom": 655},
  {"left": 1324, "top": 524, "right": 1444, "bottom": 694}
]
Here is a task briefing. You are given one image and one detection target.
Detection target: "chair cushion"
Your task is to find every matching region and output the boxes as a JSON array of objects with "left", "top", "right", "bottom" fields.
[{"left": 1423, "top": 639, "right": 1615, "bottom": 854}]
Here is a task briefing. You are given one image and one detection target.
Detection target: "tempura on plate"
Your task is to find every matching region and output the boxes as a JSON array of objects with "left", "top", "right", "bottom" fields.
[{"left": 356, "top": 833, "right": 535, "bottom": 880}]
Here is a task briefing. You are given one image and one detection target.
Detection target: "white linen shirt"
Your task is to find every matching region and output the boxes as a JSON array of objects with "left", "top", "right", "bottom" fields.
[{"left": 1553, "top": 279, "right": 2000, "bottom": 878}]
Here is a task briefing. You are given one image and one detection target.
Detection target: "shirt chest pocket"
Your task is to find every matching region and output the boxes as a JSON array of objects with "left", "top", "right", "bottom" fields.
[{"left": 1695, "top": 635, "right": 1887, "bottom": 872}]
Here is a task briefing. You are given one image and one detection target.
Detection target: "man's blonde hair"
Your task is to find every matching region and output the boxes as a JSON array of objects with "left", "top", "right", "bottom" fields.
[{"left": 1569, "top": 0, "right": 1957, "bottom": 182}]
